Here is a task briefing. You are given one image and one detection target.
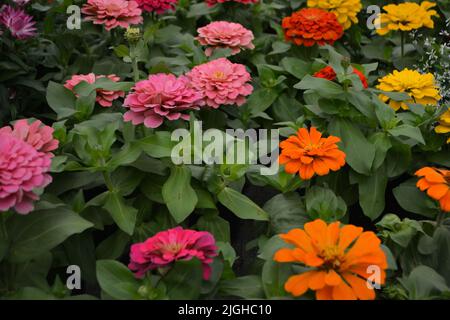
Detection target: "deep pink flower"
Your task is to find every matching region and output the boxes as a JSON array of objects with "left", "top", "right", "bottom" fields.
[
  {"left": 64, "top": 73, "right": 125, "bottom": 107},
  {"left": 128, "top": 227, "right": 218, "bottom": 280},
  {"left": 0, "top": 133, "right": 52, "bottom": 214},
  {"left": 197, "top": 21, "right": 254, "bottom": 57},
  {"left": 136, "top": 0, "right": 177, "bottom": 14},
  {"left": 0, "top": 119, "right": 59, "bottom": 155},
  {"left": 0, "top": 5, "right": 36, "bottom": 39},
  {"left": 81, "top": 0, "right": 143, "bottom": 31},
  {"left": 186, "top": 58, "right": 253, "bottom": 109},
  {"left": 123, "top": 73, "right": 204, "bottom": 128},
  {"left": 205, "top": 0, "right": 259, "bottom": 7}
]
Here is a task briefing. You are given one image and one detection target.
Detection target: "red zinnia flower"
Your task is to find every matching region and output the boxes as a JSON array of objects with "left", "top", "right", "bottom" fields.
[{"left": 313, "top": 66, "right": 369, "bottom": 88}]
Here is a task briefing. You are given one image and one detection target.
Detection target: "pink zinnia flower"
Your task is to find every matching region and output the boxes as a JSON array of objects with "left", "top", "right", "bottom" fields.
[
  {"left": 197, "top": 21, "right": 254, "bottom": 57},
  {"left": 64, "top": 73, "right": 125, "bottom": 107},
  {"left": 123, "top": 73, "right": 204, "bottom": 128},
  {"left": 128, "top": 227, "right": 218, "bottom": 280},
  {"left": 0, "top": 5, "right": 36, "bottom": 39},
  {"left": 186, "top": 58, "right": 253, "bottom": 109},
  {"left": 0, "top": 133, "right": 52, "bottom": 214},
  {"left": 205, "top": 0, "right": 259, "bottom": 7},
  {"left": 0, "top": 119, "right": 59, "bottom": 156},
  {"left": 81, "top": 0, "right": 143, "bottom": 31},
  {"left": 136, "top": 0, "right": 177, "bottom": 14}
]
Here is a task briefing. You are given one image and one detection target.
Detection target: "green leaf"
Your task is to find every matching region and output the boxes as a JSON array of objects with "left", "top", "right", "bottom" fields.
[
  {"left": 96, "top": 230, "right": 130, "bottom": 260},
  {"left": 295, "top": 74, "right": 344, "bottom": 97},
  {"left": 217, "top": 241, "right": 237, "bottom": 266},
  {"left": 281, "top": 57, "right": 311, "bottom": 79},
  {"left": 328, "top": 118, "right": 376, "bottom": 175},
  {"left": 217, "top": 187, "right": 269, "bottom": 221},
  {"left": 399, "top": 265, "right": 449, "bottom": 299},
  {"left": 247, "top": 88, "right": 280, "bottom": 117},
  {"left": 356, "top": 166, "right": 388, "bottom": 220},
  {"left": 393, "top": 179, "right": 439, "bottom": 218},
  {"left": 388, "top": 124, "right": 425, "bottom": 145},
  {"left": 96, "top": 260, "right": 141, "bottom": 300},
  {"left": 103, "top": 192, "right": 138, "bottom": 235},
  {"left": 164, "top": 259, "right": 203, "bottom": 300},
  {"left": 106, "top": 142, "right": 142, "bottom": 170},
  {"left": 162, "top": 166, "right": 198, "bottom": 223},
  {"left": 138, "top": 132, "right": 176, "bottom": 158},
  {"left": 219, "top": 276, "right": 265, "bottom": 299},
  {"left": 264, "top": 192, "right": 308, "bottom": 233},
  {"left": 196, "top": 213, "right": 230, "bottom": 242},
  {"left": 46, "top": 81, "right": 76, "bottom": 119},
  {"left": 305, "top": 186, "right": 347, "bottom": 222},
  {"left": 6, "top": 208, "right": 92, "bottom": 263}
]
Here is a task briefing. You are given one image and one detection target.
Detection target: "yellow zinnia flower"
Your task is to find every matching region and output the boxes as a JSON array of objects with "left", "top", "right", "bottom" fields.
[
  {"left": 435, "top": 109, "right": 450, "bottom": 144},
  {"left": 377, "top": 69, "right": 441, "bottom": 111},
  {"left": 375, "top": 1, "right": 439, "bottom": 35},
  {"left": 307, "top": 0, "right": 362, "bottom": 30}
]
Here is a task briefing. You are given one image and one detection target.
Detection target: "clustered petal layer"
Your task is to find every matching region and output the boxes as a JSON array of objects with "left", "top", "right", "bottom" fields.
[
  {"left": 307, "top": 0, "right": 362, "bottom": 30},
  {"left": 377, "top": 69, "right": 441, "bottom": 111},
  {"left": 415, "top": 167, "right": 450, "bottom": 212},
  {"left": 136, "top": 0, "right": 177, "bottom": 14},
  {"left": 196, "top": 21, "right": 255, "bottom": 57},
  {"left": 282, "top": 8, "right": 344, "bottom": 47},
  {"left": 0, "top": 5, "right": 36, "bottom": 39},
  {"left": 274, "top": 219, "right": 388, "bottom": 300},
  {"left": 187, "top": 58, "right": 253, "bottom": 109},
  {"left": 123, "top": 73, "right": 204, "bottom": 128},
  {"left": 82, "top": 0, "right": 143, "bottom": 31},
  {"left": 129, "top": 227, "right": 218, "bottom": 280}
]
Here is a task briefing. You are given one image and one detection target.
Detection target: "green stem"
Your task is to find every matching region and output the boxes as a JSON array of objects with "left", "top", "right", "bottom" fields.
[
  {"left": 400, "top": 32, "right": 405, "bottom": 58},
  {"left": 436, "top": 210, "right": 445, "bottom": 228},
  {"left": 102, "top": 171, "right": 114, "bottom": 191},
  {"left": 0, "top": 214, "right": 7, "bottom": 241}
]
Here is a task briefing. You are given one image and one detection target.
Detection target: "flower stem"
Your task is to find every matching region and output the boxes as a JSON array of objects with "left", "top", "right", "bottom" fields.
[
  {"left": 400, "top": 32, "right": 405, "bottom": 58},
  {"left": 436, "top": 210, "right": 445, "bottom": 228},
  {"left": 102, "top": 171, "right": 114, "bottom": 192},
  {"left": 0, "top": 214, "right": 7, "bottom": 241}
]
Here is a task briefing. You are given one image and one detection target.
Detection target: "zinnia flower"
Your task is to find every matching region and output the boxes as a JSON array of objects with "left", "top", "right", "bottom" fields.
[
  {"left": 0, "top": 132, "right": 52, "bottom": 214},
  {"left": 313, "top": 66, "right": 368, "bottom": 88},
  {"left": 0, "top": 119, "right": 59, "bottom": 156},
  {"left": 375, "top": 1, "right": 439, "bottom": 36},
  {"left": 135, "top": 0, "right": 177, "bottom": 14},
  {"left": 64, "top": 73, "right": 125, "bottom": 108},
  {"left": 82, "top": 0, "right": 143, "bottom": 31},
  {"left": 123, "top": 73, "right": 204, "bottom": 128},
  {"left": 279, "top": 127, "right": 346, "bottom": 180},
  {"left": 274, "top": 219, "right": 388, "bottom": 300},
  {"left": 186, "top": 58, "right": 253, "bottom": 109},
  {"left": 196, "top": 21, "right": 255, "bottom": 57},
  {"left": 128, "top": 227, "right": 218, "bottom": 280},
  {"left": 307, "top": 0, "right": 362, "bottom": 30},
  {"left": 0, "top": 5, "right": 36, "bottom": 39},
  {"left": 415, "top": 167, "right": 450, "bottom": 212},
  {"left": 282, "top": 8, "right": 344, "bottom": 47},
  {"left": 377, "top": 69, "right": 441, "bottom": 111},
  {"left": 205, "top": 0, "right": 258, "bottom": 7},
  {"left": 435, "top": 109, "right": 450, "bottom": 144}
]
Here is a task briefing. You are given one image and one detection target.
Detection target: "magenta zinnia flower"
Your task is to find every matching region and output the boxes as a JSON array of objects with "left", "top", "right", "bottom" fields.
[
  {"left": 136, "top": 0, "right": 177, "bottom": 14},
  {"left": 0, "top": 5, "right": 36, "bottom": 39},
  {"left": 186, "top": 58, "right": 253, "bottom": 109},
  {"left": 0, "top": 119, "right": 59, "bottom": 156},
  {"left": 0, "top": 133, "right": 52, "bottom": 214},
  {"left": 205, "top": 0, "right": 259, "bottom": 7},
  {"left": 128, "top": 227, "right": 218, "bottom": 280},
  {"left": 64, "top": 73, "right": 125, "bottom": 107},
  {"left": 197, "top": 21, "right": 254, "bottom": 57},
  {"left": 123, "top": 73, "right": 204, "bottom": 128},
  {"left": 82, "top": 0, "right": 143, "bottom": 31}
]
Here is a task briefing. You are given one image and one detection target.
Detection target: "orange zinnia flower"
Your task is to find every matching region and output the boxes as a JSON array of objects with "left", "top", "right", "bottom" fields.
[
  {"left": 281, "top": 8, "right": 344, "bottom": 47},
  {"left": 274, "top": 219, "right": 388, "bottom": 300},
  {"left": 415, "top": 167, "right": 450, "bottom": 212},
  {"left": 279, "top": 127, "right": 346, "bottom": 180}
]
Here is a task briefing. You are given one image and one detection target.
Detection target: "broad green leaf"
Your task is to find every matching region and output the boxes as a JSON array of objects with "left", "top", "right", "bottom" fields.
[
  {"left": 393, "top": 180, "right": 439, "bottom": 218},
  {"left": 356, "top": 166, "right": 388, "bottom": 220},
  {"left": 164, "top": 259, "right": 203, "bottom": 300},
  {"left": 103, "top": 192, "right": 138, "bottom": 235},
  {"left": 138, "top": 132, "right": 176, "bottom": 158},
  {"left": 219, "top": 276, "right": 265, "bottom": 299},
  {"left": 7, "top": 208, "right": 92, "bottom": 263},
  {"left": 295, "top": 74, "right": 344, "bottom": 97},
  {"left": 96, "top": 260, "right": 141, "bottom": 300},
  {"left": 217, "top": 187, "right": 269, "bottom": 221},
  {"left": 281, "top": 57, "right": 311, "bottom": 79},
  {"left": 264, "top": 192, "right": 308, "bottom": 233},
  {"left": 389, "top": 124, "right": 425, "bottom": 145},
  {"left": 196, "top": 213, "right": 230, "bottom": 242},
  {"left": 305, "top": 186, "right": 347, "bottom": 221},
  {"left": 162, "top": 166, "right": 198, "bottom": 223},
  {"left": 46, "top": 81, "right": 76, "bottom": 119}
]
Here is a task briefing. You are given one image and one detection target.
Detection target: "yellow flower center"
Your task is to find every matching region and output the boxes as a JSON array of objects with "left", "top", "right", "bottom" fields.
[
  {"left": 212, "top": 71, "right": 225, "bottom": 80},
  {"left": 163, "top": 243, "right": 183, "bottom": 253},
  {"left": 321, "top": 246, "right": 345, "bottom": 269}
]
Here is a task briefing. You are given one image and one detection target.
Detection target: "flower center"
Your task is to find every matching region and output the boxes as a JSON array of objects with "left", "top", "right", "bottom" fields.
[
  {"left": 212, "top": 70, "right": 225, "bottom": 80},
  {"left": 162, "top": 243, "right": 183, "bottom": 254},
  {"left": 321, "top": 246, "right": 345, "bottom": 269}
]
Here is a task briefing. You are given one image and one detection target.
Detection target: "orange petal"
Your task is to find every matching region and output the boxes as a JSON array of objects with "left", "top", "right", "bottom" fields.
[
  {"left": 325, "top": 269, "right": 342, "bottom": 286},
  {"left": 427, "top": 184, "right": 449, "bottom": 200},
  {"left": 338, "top": 224, "right": 363, "bottom": 250},
  {"left": 316, "top": 286, "right": 333, "bottom": 300},
  {"left": 284, "top": 272, "right": 314, "bottom": 297},
  {"left": 342, "top": 273, "right": 376, "bottom": 300},
  {"left": 332, "top": 281, "right": 357, "bottom": 300}
]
